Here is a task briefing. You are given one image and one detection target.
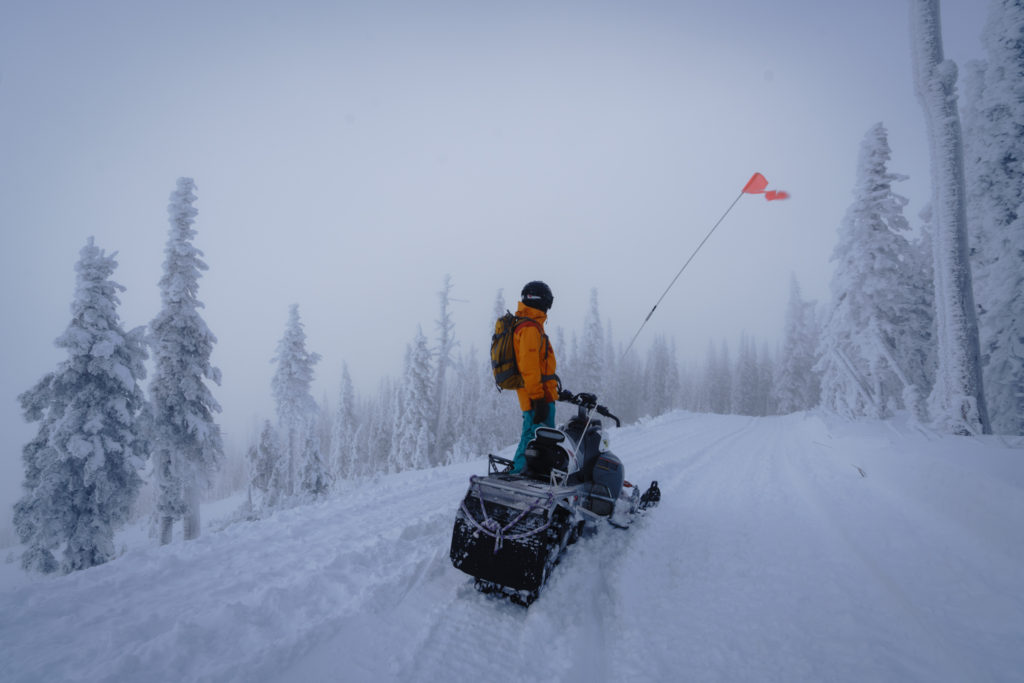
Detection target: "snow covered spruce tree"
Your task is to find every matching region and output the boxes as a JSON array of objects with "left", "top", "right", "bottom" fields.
[
  {"left": 369, "top": 377, "right": 398, "bottom": 475},
  {"left": 910, "top": 0, "right": 991, "bottom": 434},
  {"left": 300, "top": 421, "right": 330, "bottom": 496},
  {"left": 149, "top": 178, "right": 223, "bottom": 545},
  {"left": 577, "top": 289, "right": 605, "bottom": 396},
  {"left": 271, "top": 304, "right": 325, "bottom": 499},
  {"left": 732, "top": 333, "right": 763, "bottom": 416},
  {"left": 610, "top": 344, "right": 644, "bottom": 425},
  {"left": 757, "top": 341, "right": 777, "bottom": 416},
  {"left": 700, "top": 340, "right": 732, "bottom": 415},
  {"left": 818, "top": 123, "right": 934, "bottom": 420},
  {"left": 431, "top": 275, "right": 457, "bottom": 465},
  {"left": 446, "top": 348, "right": 488, "bottom": 463},
  {"left": 393, "top": 327, "right": 434, "bottom": 471},
  {"left": 775, "top": 275, "right": 821, "bottom": 414},
  {"left": 643, "top": 335, "right": 681, "bottom": 417},
  {"left": 330, "top": 363, "right": 358, "bottom": 481},
  {"left": 14, "top": 238, "right": 149, "bottom": 573},
  {"left": 961, "top": 0, "right": 1024, "bottom": 435},
  {"left": 246, "top": 420, "right": 281, "bottom": 512}
]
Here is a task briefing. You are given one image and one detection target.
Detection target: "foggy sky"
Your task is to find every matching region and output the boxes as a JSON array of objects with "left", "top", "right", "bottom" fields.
[{"left": 0, "top": 0, "right": 987, "bottom": 530}]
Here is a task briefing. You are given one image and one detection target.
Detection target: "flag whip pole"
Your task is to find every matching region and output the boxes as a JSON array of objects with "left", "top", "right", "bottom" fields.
[
  {"left": 621, "top": 191, "right": 743, "bottom": 358},
  {"left": 621, "top": 172, "right": 787, "bottom": 359}
]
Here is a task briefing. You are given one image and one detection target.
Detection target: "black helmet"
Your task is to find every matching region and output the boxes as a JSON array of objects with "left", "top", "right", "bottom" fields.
[{"left": 521, "top": 281, "right": 553, "bottom": 312}]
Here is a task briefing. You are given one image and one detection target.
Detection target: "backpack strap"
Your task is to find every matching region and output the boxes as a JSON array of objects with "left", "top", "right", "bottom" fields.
[
  {"left": 513, "top": 317, "right": 541, "bottom": 333},
  {"left": 514, "top": 317, "right": 550, "bottom": 358},
  {"left": 514, "top": 318, "right": 556, "bottom": 385}
]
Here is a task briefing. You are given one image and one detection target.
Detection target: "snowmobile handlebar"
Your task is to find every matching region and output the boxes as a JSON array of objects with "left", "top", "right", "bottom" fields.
[
  {"left": 596, "top": 404, "right": 621, "bottom": 428},
  {"left": 558, "top": 390, "right": 621, "bottom": 427}
]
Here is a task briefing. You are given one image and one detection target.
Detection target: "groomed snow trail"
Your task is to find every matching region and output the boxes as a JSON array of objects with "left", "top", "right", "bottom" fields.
[{"left": 2, "top": 413, "right": 1022, "bottom": 683}]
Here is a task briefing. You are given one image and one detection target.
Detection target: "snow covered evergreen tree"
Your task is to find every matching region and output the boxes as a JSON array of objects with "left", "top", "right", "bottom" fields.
[
  {"left": 394, "top": 327, "right": 434, "bottom": 470},
  {"left": 643, "top": 335, "right": 681, "bottom": 417},
  {"left": 758, "top": 341, "right": 778, "bottom": 416},
  {"left": 375, "top": 379, "right": 398, "bottom": 475},
  {"left": 354, "top": 379, "right": 391, "bottom": 478},
  {"left": 775, "top": 275, "right": 821, "bottom": 414},
  {"left": 610, "top": 345, "right": 644, "bottom": 425},
  {"left": 701, "top": 340, "right": 732, "bottom": 415},
  {"left": 447, "top": 348, "right": 484, "bottom": 463},
  {"left": 247, "top": 420, "right": 281, "bottom": 512},
  {"left": 431, "top": 275, "right": 457, "bottom": 464},
  {"left": 910, "top": 0, "right": 991, "bottom": 434},
  {"left": 330, "top": 363, "right": 358, "bottom": 481},
  {"left": 149, "top": 177, "right": 223, "bottom": 544},
  {"left": 961, "top": 0, "right": 1024, "bottom": 434},
  {"left": 577, "top": 289, "right": 605, "bottom": 395},
  {"left": 732, "top": 333, "right": 762, "bottom": 416},
  {"left": 271, "top": 304, "right": 322, "bottom": 498},
  {"left": 818, "top": 124, "right": 933, "bottom": 419},
  {"left": 299, "top": 423, "right": 330, "bottom": 497},
  {"left": 14, "top": 238, "right": 149, "bottom": 573}
]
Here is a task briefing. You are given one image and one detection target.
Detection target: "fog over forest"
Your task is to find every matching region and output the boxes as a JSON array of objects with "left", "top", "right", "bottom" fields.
[{"left": 1, "top": 0, "right": 1012, "bottom": 556}]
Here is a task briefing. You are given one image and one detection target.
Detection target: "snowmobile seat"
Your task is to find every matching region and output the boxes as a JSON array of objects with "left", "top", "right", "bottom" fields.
[{"left": 523, "top": 427, "right": 574, "bottom": 479}]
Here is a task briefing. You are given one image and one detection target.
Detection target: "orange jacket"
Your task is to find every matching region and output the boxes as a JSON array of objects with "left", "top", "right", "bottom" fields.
[{"left": 513, "top": 301, "right": 558, "bottom": 411}]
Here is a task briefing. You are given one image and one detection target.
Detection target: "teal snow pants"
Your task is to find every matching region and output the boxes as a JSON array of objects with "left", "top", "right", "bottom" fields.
[{"left": 511, "top": 401, "right": 555, "bottom": 474}]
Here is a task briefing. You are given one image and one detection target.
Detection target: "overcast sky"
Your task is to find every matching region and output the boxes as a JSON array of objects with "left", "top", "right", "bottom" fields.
[{"left": 0, "top": 0, "right": 988, "bottom": 526}]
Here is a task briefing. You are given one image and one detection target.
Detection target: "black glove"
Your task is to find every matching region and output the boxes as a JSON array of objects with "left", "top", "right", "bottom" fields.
[
  {"left": 531, "top": 399, "right": 549, "bottom": 424},
  {"left": 558, "top": 389, "right": 574, "bottom": 402}
]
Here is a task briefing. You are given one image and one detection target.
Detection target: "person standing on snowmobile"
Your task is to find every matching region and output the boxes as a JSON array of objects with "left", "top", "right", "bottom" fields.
[{"left": 510, "top": 281, "right": 560, "bottom": 474}]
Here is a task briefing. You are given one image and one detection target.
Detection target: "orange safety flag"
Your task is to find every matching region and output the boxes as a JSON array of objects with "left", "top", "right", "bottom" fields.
[
  {"left": 742, "top": 172, "right": 789, "bottom": 201},
  {"left": 742, "top": 172, "right": 769, "bottom": 194}
]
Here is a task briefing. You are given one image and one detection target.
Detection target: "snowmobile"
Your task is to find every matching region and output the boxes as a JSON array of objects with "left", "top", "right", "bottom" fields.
[{"left": 449, "top": 391, "right": 660, "bottom": 606}]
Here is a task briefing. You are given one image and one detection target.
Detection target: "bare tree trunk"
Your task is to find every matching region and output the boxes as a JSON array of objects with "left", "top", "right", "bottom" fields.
[
  {"left": 159, "top": 515, "right": 174, "bottom": 546},
  {"left": 909, "top": 0, "right": 990, "bottom": 435}
]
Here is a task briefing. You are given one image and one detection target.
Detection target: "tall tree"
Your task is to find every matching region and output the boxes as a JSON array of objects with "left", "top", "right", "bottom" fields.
[
  {"left": 367, "top": 378, "right": 397, "bottom": 476},
  {"left": 394, "top": 327, "right": 434, "bottom": 471},
  {"left": 149, "top": 178, "right": 223, "bottom": 544},
  {"left": 447, "top": 347, "right": 485, "bottom": 463},
  {"left": 577, "top": 289, "right": 605, "bottom": 395},
  {"left": 732, "top": 333, "right": 762, "bottom": 416},
  {"left": 271, "top": 304, "right": 322, "bottom": 497},
  {"left": 818, "top": 124, "right": 933, "bottom": 419},
  {"left": 775, "top": 275, "right": 821, "bottom": 414},
  {"left": 758, "top": 341, "right": 778, "bottom": 417},
  {"left": 247, "top": 420, "right": 281, "bottom": 512},
  {"left": 14, "top": 238, "right": 149, "bottom": 572},
  {"left": 701, "top": 340, "right": 732, "bottom": 415},
  {"left": 910, "top": 0, "right": 991, "bottom": 434},
  {"left": 610, "top": 343, "right": 644, "bottom": 425},
  {"left": 644, "top": 335, "right": 681, "bottom": 417},
  {"left": 330, "top": 363, "right": 358, "bottom": 481},
  {"left": 961, "top": 0, "right": 1024, "bottom": 434},
  {"left": 299, "top": 423, "right": 330, "bottom": 496},
  {"left": 431, "top": 275, "right": 457, "bottom": 464}
]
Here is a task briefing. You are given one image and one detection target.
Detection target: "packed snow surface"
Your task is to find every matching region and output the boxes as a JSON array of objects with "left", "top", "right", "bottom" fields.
[{"left": 2, "top": 412, "right": 1022, "bottom": 682}]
